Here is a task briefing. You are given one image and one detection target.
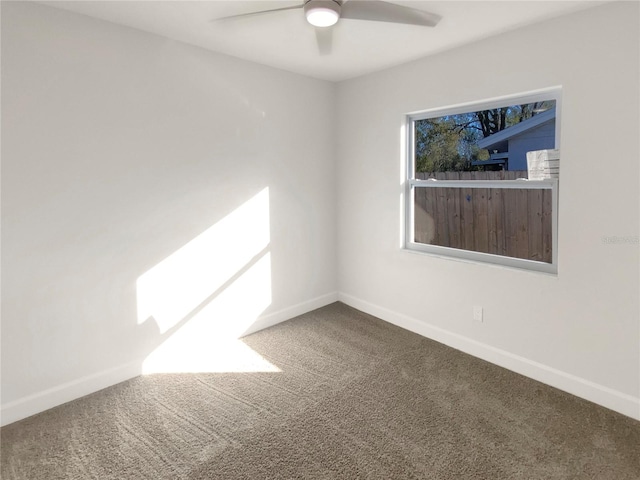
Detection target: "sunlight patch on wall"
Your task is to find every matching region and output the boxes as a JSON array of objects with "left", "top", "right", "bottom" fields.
[
  {"left": 137, "top": 187, "right": 278, "bottom": 374},
  {"left": 141, "top": 251, "right": 276, "bottom": 373},
  {"left": 137, "top": 188, "right": 270, "bottom": 334}
]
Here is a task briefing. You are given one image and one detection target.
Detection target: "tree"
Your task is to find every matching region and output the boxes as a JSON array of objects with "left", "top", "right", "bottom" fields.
[
  {"left": 415, "top": 117, "right": 468, "bottom": 173},
  {"left": 476, "top": 108, "right": 507, "bottom": 137},
  {"left": 415, "top": 101, "right": 555, "bottom": 173}
]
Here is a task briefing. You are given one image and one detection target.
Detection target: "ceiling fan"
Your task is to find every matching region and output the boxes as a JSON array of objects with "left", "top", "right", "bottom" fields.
[{"left": 214, "top": 0, "right": 441, "bottom": 55}]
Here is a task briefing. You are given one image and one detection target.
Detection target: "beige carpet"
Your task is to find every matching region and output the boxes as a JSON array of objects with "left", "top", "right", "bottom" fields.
[{"left": 2, "top": 302, "right": 639, "bottom": 479}]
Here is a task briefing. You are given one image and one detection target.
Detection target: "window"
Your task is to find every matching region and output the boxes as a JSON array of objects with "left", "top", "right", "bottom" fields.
[{"left": 405, "top": 89, "right": 560, "bottom": 273}]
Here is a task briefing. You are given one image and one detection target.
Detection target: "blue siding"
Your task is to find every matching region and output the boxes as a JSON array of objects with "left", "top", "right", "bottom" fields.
[{"left": 507, "top": 120, "right": 556, "bottom": 170}]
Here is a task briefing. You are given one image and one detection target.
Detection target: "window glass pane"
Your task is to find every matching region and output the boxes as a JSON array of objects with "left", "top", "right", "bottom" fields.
[
  {"left": 414, "top": 186, "right": 553, "bottom": 263},
  {"left": 414, "top": 100, "right": 556, "bottom": 177}
]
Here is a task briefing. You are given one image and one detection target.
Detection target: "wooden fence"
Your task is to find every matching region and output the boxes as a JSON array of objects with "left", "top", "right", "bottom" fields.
[{"left": 414, "top": 171, "right": 552, "bottom": 263}]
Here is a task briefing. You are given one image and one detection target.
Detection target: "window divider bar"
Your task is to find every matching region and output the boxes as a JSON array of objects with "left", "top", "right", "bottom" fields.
[{"left": 409, "top": 179, "right": 557, "bottom": 190}]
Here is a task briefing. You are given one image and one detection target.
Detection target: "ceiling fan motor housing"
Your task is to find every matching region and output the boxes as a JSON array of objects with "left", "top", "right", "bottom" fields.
[{"left": 304, "top": 0, "right": 342, "bottom": 27}]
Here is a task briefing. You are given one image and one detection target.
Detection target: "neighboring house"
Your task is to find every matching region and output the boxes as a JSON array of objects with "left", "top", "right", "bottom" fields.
[{"left": 474, "top": 108, "right": 556, "bottom": 171}]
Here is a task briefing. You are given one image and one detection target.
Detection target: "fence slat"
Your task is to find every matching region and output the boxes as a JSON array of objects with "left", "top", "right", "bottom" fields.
[
  {"left": 435, "top": 185, "right": 449, "bottom": 246},
  {"left": 542, "top": 189, "right": 553, "bottom": 263},
  {"left": 414, "top": 188, "right": 425, "bottom": 243},
  {"left": 515, "top": 188, "right": 530, "bottom": 259},
  {"left": 472, "top": 188, "right": 489, "bottom": 254},
  {"left": 527, "top": 189, "right": 543, "bottom": 261},
  {"left": 502, "top": 188, "right": 518, "bottom": 259},
  {"left": 487, "top": 188, "right": 505, "bottom": 256},
  {"left": 459, "top": 172, "right": 475, "bottom": 251}
]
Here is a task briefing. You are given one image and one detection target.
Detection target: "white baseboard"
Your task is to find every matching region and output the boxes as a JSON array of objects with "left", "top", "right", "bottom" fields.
[
  {"left": 1, "top": 361, "right": 143, "bottom": 427},
  {"left": 338, "top": 293, "right": 640, "bottom": 421},
  {"left": 1, "top": 292, "right": 340, "bottom": 427},
  {"left": 241, "top": 291, "right": 339, "bottom": 336}
]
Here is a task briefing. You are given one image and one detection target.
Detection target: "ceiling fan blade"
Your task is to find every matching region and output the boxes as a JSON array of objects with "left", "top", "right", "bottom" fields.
[
  {"left": 341, "top": 0, "right": 441, "bottom": 27},
  {"left": 214, "top": 4, "right": 303, "bottom": 22},
  {"left": 315, "top": 27, "right": 333, "bottom": 55}
]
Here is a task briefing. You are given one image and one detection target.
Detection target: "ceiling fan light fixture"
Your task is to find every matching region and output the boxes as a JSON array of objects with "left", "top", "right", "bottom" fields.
[{"left": 304, "top": 0, "right": 341, "bottom": 27}]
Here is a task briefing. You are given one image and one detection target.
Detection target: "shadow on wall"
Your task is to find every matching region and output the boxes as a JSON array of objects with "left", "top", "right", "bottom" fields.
[{"left": 133, "top": 187, "right": 280, "bottom": 374}]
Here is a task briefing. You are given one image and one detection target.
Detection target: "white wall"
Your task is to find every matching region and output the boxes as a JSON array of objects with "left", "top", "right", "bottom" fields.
[
  {"left": 336, "top": 1, "right": 640, "bottom": 419},
  {"left": 1, "top": 2, "right": 337, "bottom": 424}
]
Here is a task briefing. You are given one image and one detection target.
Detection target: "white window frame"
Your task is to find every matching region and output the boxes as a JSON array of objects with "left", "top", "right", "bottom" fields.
[{"left": 405, "top": 88, "right": 561, "bottom": 274}]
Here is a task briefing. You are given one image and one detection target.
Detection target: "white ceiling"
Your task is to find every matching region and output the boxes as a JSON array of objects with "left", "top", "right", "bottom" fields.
[{"left": 41, "top": 1, "right": 603, "bottom": 81}]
